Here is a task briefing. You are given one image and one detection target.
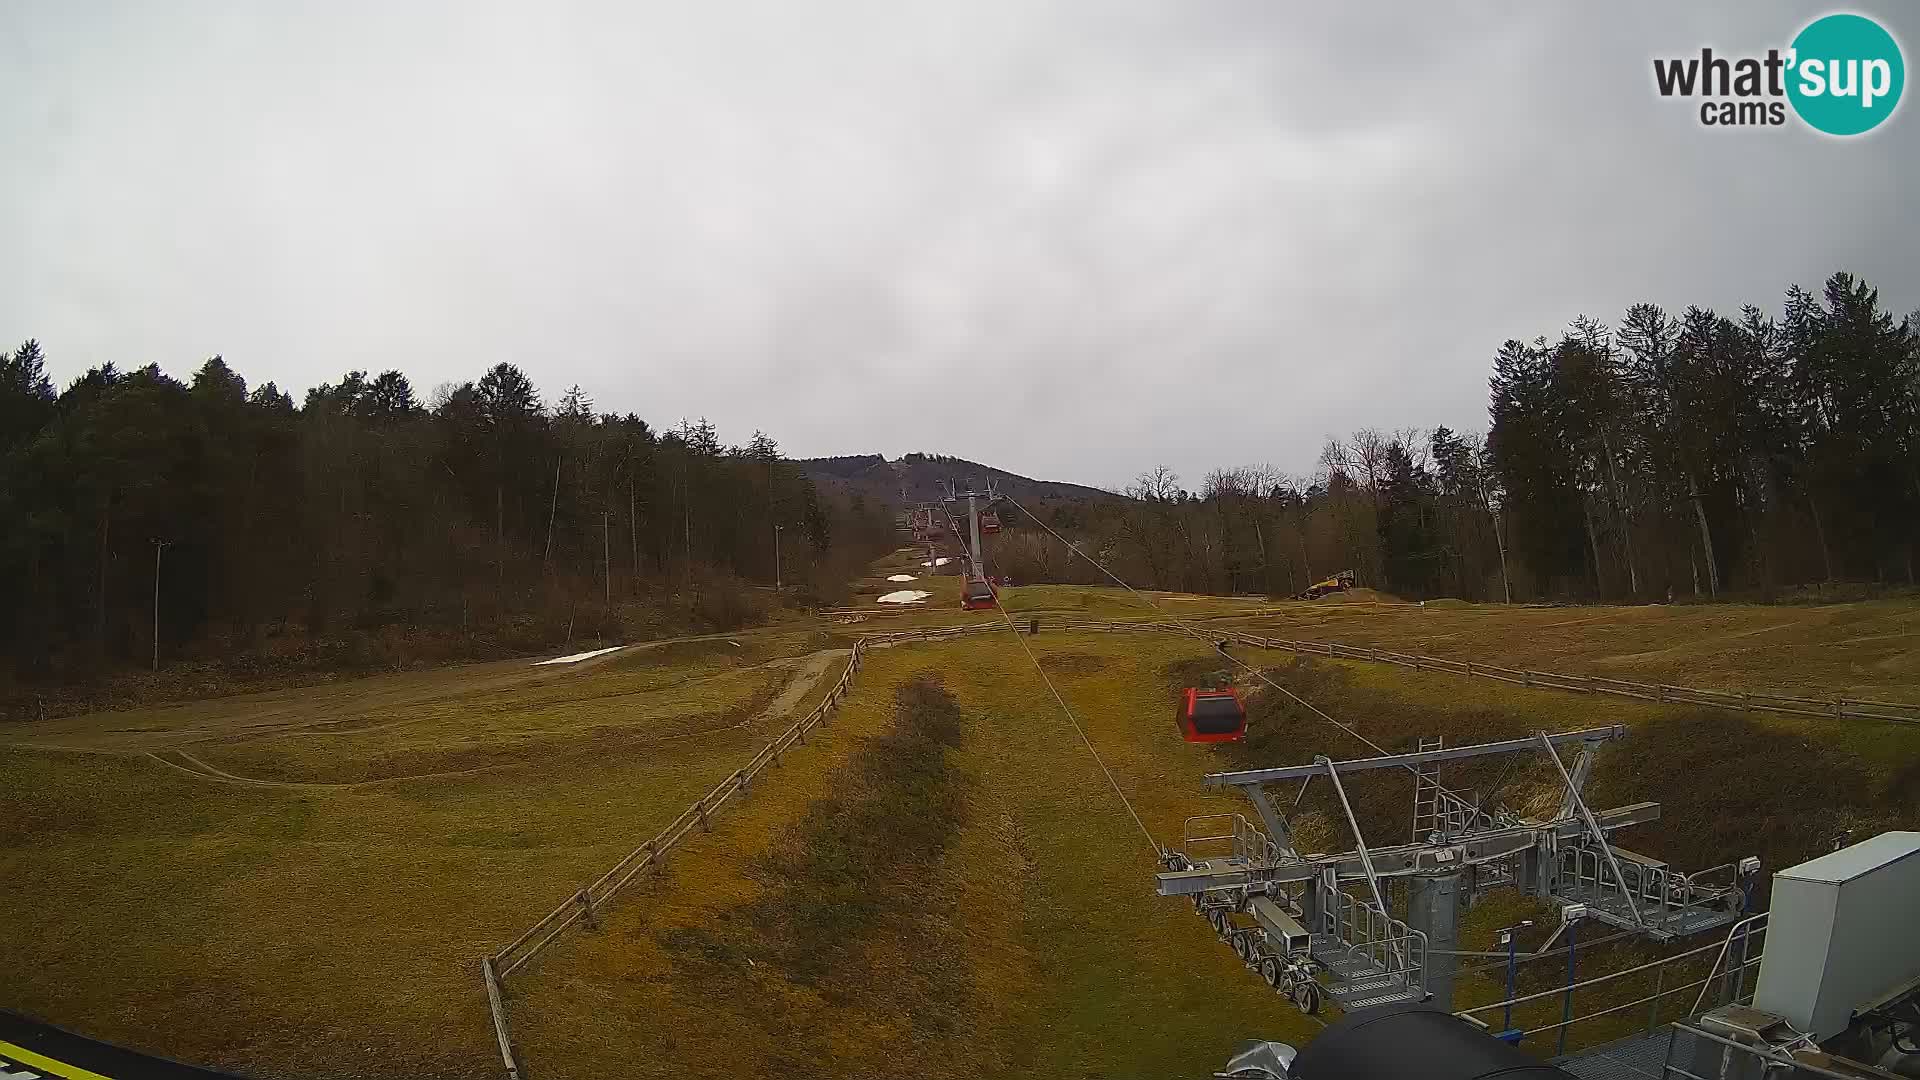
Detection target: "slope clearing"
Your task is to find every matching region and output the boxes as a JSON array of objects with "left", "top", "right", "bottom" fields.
[{"left": 4, "top": 569, "right": 1919, "bottom": 1078}]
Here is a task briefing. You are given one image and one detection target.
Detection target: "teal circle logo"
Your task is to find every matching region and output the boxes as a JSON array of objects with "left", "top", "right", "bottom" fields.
[{"left": 1787, "top": 13, "right": 1904, "bottom": 135}]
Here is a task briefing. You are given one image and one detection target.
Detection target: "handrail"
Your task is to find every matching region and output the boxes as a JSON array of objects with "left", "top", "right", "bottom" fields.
[
  {"left": 1456, "top": 933, "right": 1740, "bottom": 1016},
  {"left": 1691, "top": 911, "right": 1769, "bottom": 1016},
  {"left": 1319, "top": 755, "right": 1402, "bottom": 972},
  {"left": 1664, "top": 1021, "right": 1869, "bottom": 1080},
  {"left": 1517, "top": 962, "right": 1759, "bottom": 1037}
]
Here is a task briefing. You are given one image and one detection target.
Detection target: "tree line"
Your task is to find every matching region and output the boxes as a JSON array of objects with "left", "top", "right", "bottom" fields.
[
  {"left": 0, "top": 351, "right": 892, "bottom": 693},
  {"left": 997, "top": 272, "right": 1919, "bottom": 603}
]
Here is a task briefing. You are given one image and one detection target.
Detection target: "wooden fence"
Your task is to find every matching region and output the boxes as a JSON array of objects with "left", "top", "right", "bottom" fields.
[
  {"left": 480, "top": 625, "right": 1008, "bottom": 1078},
  {"left": 1200, "top": 631, "right": 1920, "bottom": 727},
  {"left": 479, "top": 616, "right": 1917, "bottom": 1077}
]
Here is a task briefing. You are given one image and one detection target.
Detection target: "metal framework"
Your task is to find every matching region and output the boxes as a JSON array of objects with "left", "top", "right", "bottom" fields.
[
  {"left": 941, "top": 478, "right": 999, "bottom": 585},
  {"left": 1158, "top": 726, "right": 1760, "bottom": 1016}
]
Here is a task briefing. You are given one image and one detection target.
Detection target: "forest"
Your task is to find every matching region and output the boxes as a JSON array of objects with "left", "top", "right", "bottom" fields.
[
  {"left": 997, "top": 272, "right": 1920, "bottom": 603},
  {"left": 3, "top": 270, "right": 1915, "bottom": 701},
  {"left": 0, "top": 353, "right": 895, "bottom": 702}
]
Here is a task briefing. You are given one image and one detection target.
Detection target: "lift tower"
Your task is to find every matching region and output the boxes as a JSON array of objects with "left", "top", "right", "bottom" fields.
[
  {"left": 941, "top": 479, "right": 1002, "bottom": 610},
  {"left": 1157, "top": 726, "right": 1760, "bottom": 1015}
]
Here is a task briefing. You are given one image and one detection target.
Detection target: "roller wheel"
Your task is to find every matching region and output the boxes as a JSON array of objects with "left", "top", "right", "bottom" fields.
[
  {"left": 1260, "top": 956, "right": 1283, "bottom": 988},
  {"left": 1291, "top": 980, "right": 1322, "bottom": 1016},
  {"left": 1208, "top": 909, "right": 1229, "bottom": 936},
  {"left": 1193, "top": 895, "right": 1206, "bottom": 915},
  {"left": 1233, "top": 933, "right": 1254, "bottom": 962}
]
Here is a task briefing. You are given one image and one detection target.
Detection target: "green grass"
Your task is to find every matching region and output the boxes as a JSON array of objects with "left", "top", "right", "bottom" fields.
[
  {"left": 0, "top": 638, "right": 853, "bottom": 1079},
  {"left": 6, "top": 569, "right": 1920, "bottom": 1078},
  {"left": 1216, "top": 596, "right": 1920, "bottom": 703}
]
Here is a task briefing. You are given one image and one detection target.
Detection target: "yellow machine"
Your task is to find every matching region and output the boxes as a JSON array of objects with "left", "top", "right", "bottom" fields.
[{"left": 1295, "top": 569, "right": 1356, "bottom": 600}]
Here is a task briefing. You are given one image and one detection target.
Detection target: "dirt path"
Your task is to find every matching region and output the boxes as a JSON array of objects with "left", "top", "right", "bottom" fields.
[
  {"left": 144, "top": 749, "right": 516, "bottom": 790},
  {"left": 1, "top": 627, "right": 815, "bottom": 755},
  {"left": 128, "top": 649, "right": 852, "bottom": 790}
]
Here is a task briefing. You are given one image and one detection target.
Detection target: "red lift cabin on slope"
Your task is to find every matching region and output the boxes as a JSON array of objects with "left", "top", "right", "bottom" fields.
[
  {"left": 960, "top": 577, "right": 998, "bottom": 610},
  {"left": 1176, "top": 687, "right": 1247, "bottom": 743}
]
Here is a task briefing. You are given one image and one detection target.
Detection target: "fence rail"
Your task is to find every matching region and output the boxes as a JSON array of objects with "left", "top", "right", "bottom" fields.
[{"left": 1201, "top": 630, "right": 1920, "bottom": 727}]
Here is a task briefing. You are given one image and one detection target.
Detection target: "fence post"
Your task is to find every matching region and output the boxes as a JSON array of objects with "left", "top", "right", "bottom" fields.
[
  {"left": 697, "top": 797, "right": 711, "bottom": 832},
  {"left": 1464, "top": 660, "right": 1473, "bottom": 678},
  {"left": 1742, "top": 692, "right": 1752, "bottom": 713},
  {"left": 1832, "top": 698, "right": 1843, "bottom": 720},
  {"left": 1523, "top": 671, "right": 1533, "bottom": 688},
  {"left": 576, "top": 889, "right": 599, "bottom": 931},
  {"left": 483, "top": 957, "right": 521, "bottom": 1080},
  {"left": 645, "top": 840, "right": 662, "bottom": 876},
  {"left": 1646, "top": 963, "right": 1664, "bottom": 1035},
  {"left": 1657, "top": 685, "right": 1668, "bottom": 704}
]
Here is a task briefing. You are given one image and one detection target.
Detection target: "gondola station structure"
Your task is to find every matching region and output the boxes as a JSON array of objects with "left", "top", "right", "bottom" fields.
[{"left": 1157, "top": 726, "right": 1761, "bottom": 1018}]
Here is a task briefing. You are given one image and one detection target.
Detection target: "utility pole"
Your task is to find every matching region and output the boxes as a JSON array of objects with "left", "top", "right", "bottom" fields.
[
  {"left": 150, "top": 538, "right": 169, "bottom": 672},
  {"left": 773, "top": 523, "right": 783, "bottom": 590},
  {"left": 602, "top": 512, "right": 612, "bottom": 610},
  {"left": 1481, "top": 474, "right": 1513, "bottom": 604}
]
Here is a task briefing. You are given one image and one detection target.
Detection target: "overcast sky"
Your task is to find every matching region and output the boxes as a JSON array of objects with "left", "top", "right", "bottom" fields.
[{"left": 4, "top": 3, "right": 1915, "bottom": 490}]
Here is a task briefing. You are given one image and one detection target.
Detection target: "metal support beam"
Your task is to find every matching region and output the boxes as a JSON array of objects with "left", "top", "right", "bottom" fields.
[
  {"left": 1244, "top": 785, "right": 1297, "bottom": 858},
  {"left": 1319, "top": 755, "right": 1397, "bottom": 969},
  {"left": 1536, "top": 731, "right": 1645, "bottom": 927},
  {"left": 1554, "top": 747, "right": 1597, "bottom": 820},
  {"left": 1154, "top": 802, "right": 1661, "bottom": 896},
  {"left": 1408, "top": 869, "right": 1463, "bottom": 1010},
  {"left": 1203, "top": 726, "right": 1628, "bottom": 787}
]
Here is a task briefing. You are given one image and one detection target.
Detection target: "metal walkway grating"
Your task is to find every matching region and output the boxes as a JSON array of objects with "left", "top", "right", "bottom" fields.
[{"left": 1554, "top": 1026, "right": 1688, "bottom": 1080}]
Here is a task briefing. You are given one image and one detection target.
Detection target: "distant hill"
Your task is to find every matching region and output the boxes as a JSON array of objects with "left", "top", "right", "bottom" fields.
[{"left": 797, "top": 452, "right": 1116, "bottom": 513}]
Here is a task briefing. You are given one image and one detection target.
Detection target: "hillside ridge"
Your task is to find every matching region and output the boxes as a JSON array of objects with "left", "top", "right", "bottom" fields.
[{"left": 797, "top": 451, "right": 1115, "bottom": 510}]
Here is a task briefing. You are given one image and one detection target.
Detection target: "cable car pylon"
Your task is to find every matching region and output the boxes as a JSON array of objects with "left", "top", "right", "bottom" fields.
[{"left": 942, "top": 477, "right": 1003, "bottom": 611}]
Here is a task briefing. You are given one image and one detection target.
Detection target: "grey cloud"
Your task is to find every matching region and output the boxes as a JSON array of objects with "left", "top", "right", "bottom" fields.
[{"left": 4, "top": 1, "right": 1915, "bottom": 490}]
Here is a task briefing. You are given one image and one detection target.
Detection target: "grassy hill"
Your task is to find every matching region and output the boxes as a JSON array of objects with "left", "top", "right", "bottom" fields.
[
  {"left": 797, "top": 451, "right": 1117, "bottom": 513},
  {"left": 4, "top": 556, "right": 1919, "bottom": 1079}
]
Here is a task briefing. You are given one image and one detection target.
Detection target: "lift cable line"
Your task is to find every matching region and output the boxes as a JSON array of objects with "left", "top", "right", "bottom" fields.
[
  {"left": 1000, "top": 492, "right": 1476, "bottom": 800},
  {"left": 939, "top": 492, "right": 1159, "bottom": 856},
  {"left": 988, "top": 592, "right": 1161, "bottom": 857},
  {"left": 1002, "top": 491, "right": 1389, "bottom": 745}
]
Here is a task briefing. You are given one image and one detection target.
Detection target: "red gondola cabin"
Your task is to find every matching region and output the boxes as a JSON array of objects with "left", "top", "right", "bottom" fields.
[
  {"left": 1177, "top": 687, "right": 1247, "bottom": 743},
  {"left": 980, "top": 508, "right": 1002, "bottom": 535},
  {"left": 960, "top": 577, "right": 997, "bottom": 610}
]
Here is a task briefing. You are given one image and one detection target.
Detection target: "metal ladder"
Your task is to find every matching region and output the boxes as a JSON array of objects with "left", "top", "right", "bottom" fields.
[{"left": 1410, "top": 736, "right": 1445, "bottom": 841}]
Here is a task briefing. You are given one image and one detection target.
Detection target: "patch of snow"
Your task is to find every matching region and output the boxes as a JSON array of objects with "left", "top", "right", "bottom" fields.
[
  {"left": 877, "top": 590, "right": 932, "bottom": 604},
  {"left": 887, "top": 574, "right": 916, "bottom": 582},
  {"left": 920, "top": 557, "right": 953, "bottom": 567},
  {"left": 533, "top": 645, "right": 626, "bottom": 666}
]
